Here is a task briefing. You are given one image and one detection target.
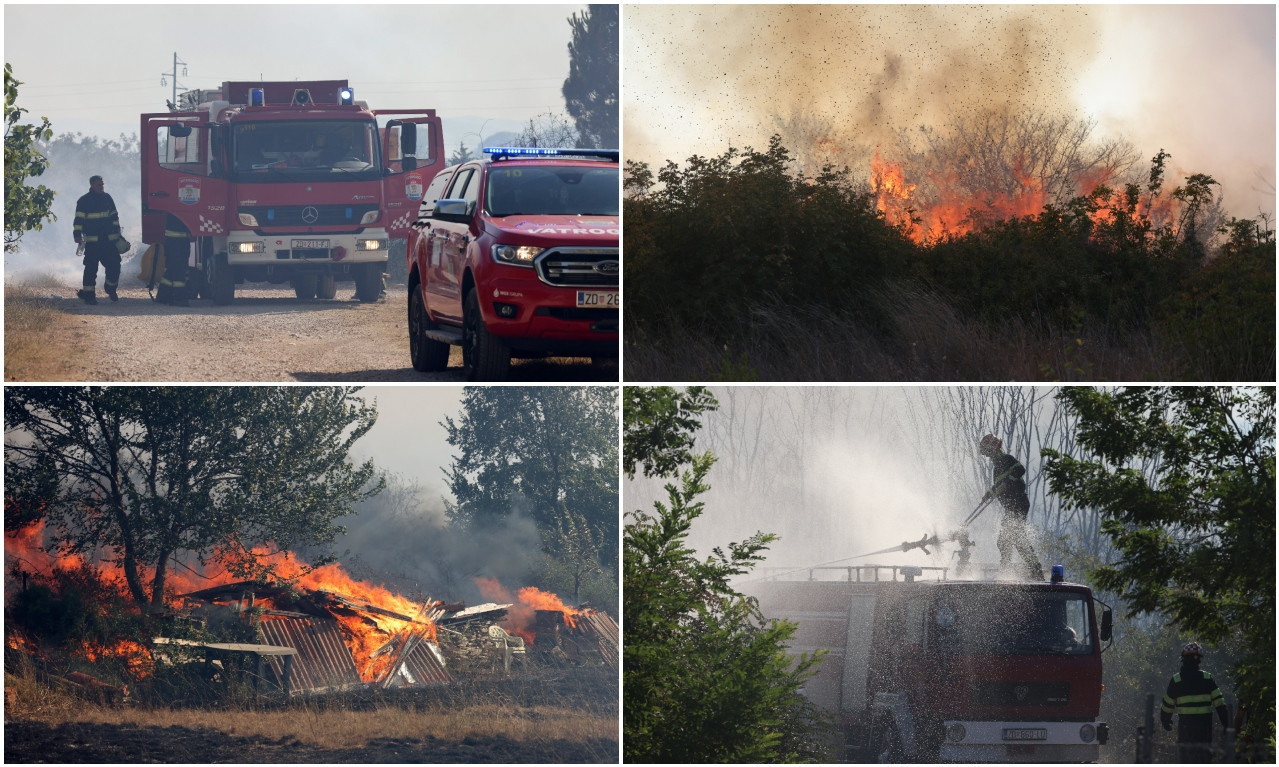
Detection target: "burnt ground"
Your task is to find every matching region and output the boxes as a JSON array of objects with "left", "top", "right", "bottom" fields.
[{"left": 3, "top": 719, "right": 617, "bottom": 763}]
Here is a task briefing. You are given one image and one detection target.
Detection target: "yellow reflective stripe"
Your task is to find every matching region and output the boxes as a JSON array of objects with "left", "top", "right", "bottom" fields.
[
  {"left": 83, "top": 210, "right": 115, "bottom": 219},
  {"left": 1210, "top": 689, "right": 1224, "bottom": 701},
  {"left": 164, "top": 230, "right": 190, "bottom": 238},
  {"left": 1176, "top": 694, "right": 1215, "bottom": 704},
  {"left": 1177, "top": 705, "right": 1214, "bottom": 715}
]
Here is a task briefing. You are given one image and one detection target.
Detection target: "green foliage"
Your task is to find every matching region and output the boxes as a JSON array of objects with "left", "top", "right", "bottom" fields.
[
  {"left": 442, "top": 386, "right": 619, "bottom": 567},
  {"left": 447, "top": 142, "right": 476, "bottom": 166},
  {"left": 562, "top": 4, "right": 618, "bottom": 149},
  {"left": 4, "top": 387, "right": 384, "bottom": 609},
  {"left": 623, "top": 385, "right": 717, "bottom": 480},
  {"left": 542, "top": 505, "right": 605, "bottom": 605},
  {"left": 1042, "top": 387, "right": 1275, "bottom": 745},
  {"left": 624, "top": 386, "right": 829, "bottom": 762},
  {"left": 4, "top": 63, "right": 56, "bottom": 252}
]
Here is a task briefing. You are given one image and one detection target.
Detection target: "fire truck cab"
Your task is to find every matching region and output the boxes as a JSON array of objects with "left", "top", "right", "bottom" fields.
[
  {"left": 141, "top": 80, "right": 443, "bottom": 304},
  {"left": 747, "top": 564, "right": 1112, "bottom": 763}
]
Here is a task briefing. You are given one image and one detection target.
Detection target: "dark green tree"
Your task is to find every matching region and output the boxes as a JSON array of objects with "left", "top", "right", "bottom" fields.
[
  {"left": 543, "top": 505, "right": 604, "bottom": 605},
  {"left": 447, "top": 141, "right": 476, "bottom": 166},
  {"left": 4, "top": 63, "right": 56, "bottom": 252},
  {"left": 1042, "top": 386, "right": 1275, "bottom": 746},
  {"left": 562, "top": 4, "right": 618, "bottom": 149},
  {"left": 624, "top": 386, "right": 829, "bottom": 762},
  {"left": 4, "top": 387, "right": 384, "bottom": 610},
  {"left": 623, "top": 385, "right": 717, "bottom": 480},
  {"left": 441, "top": 386, "right": 618, "bottom": 566}
]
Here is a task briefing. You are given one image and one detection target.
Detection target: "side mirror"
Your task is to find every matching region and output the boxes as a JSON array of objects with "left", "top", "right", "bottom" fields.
[
  {"left": 169, "top": 124, "right": 192, "bottom": 139},
  {"left": 1099, "top": 608, "right": 1113, "bottom": 642},
  {"left": 400, "top": 124, "right": 417, "bottom": 171},
  {"left": 432, "top": 198, "right": 470, "bottom": 223}
]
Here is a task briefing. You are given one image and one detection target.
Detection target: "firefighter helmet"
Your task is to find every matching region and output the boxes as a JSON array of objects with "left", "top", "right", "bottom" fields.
[
  {"left": 979, "top": 434, "right": 1003, "bottom": 454},
  {"left": 1181, "top": 642, "right": 1204, "bottom": 660}
]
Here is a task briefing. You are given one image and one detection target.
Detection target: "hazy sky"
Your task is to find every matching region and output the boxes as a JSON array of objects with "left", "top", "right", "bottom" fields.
[
  {"left": 4, "top": 3, "right": 586, "bottom": 138},
  {"left": 353, "top": 386, "right": 464, "bottom": 493},
  {"left": 624, "top": 4, "right": 1276, "bottom": 219}
]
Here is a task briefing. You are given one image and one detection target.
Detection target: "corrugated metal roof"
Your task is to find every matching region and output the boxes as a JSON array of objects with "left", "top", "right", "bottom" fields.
[
  {"left": 379, "top": 629, "right": 452, "bottom": 688},
  {"left": 258, "top": 615, "right": 363, "bottom": 694},
  {"left": 582, "top": 611, "right": 619, "bottom": 669}
]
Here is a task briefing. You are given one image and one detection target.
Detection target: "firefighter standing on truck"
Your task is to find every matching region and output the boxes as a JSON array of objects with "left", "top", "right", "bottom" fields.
[
  {"left": 978, "top": 434, "right": 1045, "bottom": 580},
  {"left": 72, "top": 175, "right": 124, "bottom": 304},
  {"left": 155, "top": 213, "right": 191, "bottom": 306},
  {"left": 1162, "top": 642, "right": 1229, "bottom": 763}
]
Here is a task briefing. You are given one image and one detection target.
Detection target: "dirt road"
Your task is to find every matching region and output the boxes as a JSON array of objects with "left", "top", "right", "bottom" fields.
[{"left": 11, "top": 285, "right": 617, "bottom": 383}]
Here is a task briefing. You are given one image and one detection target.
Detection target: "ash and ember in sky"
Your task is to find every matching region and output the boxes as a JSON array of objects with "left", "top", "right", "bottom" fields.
[{"left": 624, "top": 4, "right": 1276, "bottom": 219}]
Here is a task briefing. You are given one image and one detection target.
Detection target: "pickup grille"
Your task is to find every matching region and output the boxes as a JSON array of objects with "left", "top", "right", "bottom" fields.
[
  {"left": 534, "top": 247, "right": 619, "bottom": 288},
  {"left": 971, "top": 681, "right": 1069, "bottom": 707},
  {"left": 240, "top": 204, "right": 377, "bottom": 228}
]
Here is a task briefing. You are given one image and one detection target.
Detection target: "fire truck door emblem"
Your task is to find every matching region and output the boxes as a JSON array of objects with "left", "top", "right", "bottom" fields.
[
  {"left": 1014, "top": 684, "right": 1030, "bottom": 702},
  {"left": 178, "top": 177, "right": 201, "bottom": 205},
  {"left": 405, "top": 174, "right": 423, "bottom": 201},
  {"left": 301, "top": 206, "right": 320, "bottom": 224}
]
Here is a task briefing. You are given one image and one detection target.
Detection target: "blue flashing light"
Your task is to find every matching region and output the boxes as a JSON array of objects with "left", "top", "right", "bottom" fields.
[
  {"left": 345, "top": 207, "right": 353, "bottom": 220},
  {"left": 1051, "top": 564, "right": 1065, "bottom": 583},
  {"left": 266, "top": 209, "right": 275, "bottom": 222},
  {"left": 339, "top": 88, "right": 355, "bottom": 106},
  {"left": 249, "top": 88, "right": 265, "bottom": 108},
  {"left": 483, "top": 146, "right": 619, "bottom": 162}
]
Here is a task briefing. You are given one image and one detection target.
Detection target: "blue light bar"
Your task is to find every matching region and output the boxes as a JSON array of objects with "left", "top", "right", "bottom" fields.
[
  {"left": 249, "top": 88, "right": 265, "bottom": 107},
  {"left": 483, "top": 147, "right": 619, "bottom": 162}
]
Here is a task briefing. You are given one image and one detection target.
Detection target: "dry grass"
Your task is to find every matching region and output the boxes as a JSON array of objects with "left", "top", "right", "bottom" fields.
[
  {"left": 5, "top": 655, "right": 615, "bottom": 751},
  {"left": 625, "top": 286, "right": 1184, "bottom": 382},
  {"left": 4, "top": 275, "right": 88, "bottom": 381}
]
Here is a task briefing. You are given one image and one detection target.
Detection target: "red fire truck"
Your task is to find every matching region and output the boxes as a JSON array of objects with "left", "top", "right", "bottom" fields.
[
  {"left": 141, "top": 80, "right": 442, "bottom": 304},
  {"left": 747, "top": 563, "right": 1112, "bottom": 762},
  {"left": 405, "top": 146, "right": 619, "bottom": 380}
]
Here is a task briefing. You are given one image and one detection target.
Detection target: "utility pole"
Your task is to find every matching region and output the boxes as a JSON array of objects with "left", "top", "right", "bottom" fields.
[{"left": 160, "top": 53, "right": 188, "bottom": 108}]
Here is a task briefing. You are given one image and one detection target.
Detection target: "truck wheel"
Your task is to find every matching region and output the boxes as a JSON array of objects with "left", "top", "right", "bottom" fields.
[
  {"left": 209, "top": 253, "right": 235, "bottom": 305},
  {"left": 293, "top": 275, "right": 318, "bottom": 300},
  {"left": 354, "top": 263, "right": 382, "bottom": 303},
  {"left": 408, "top": 286, "right": 450, "bottom": 372},
  {"left": 463, "top": 288, "right": 510, "bottom": 381},
  {"left": 316, "top": 274, "right": 337, "bottom": 300}
]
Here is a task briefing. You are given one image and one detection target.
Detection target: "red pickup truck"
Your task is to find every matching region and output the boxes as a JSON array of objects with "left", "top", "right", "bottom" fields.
[{"left": 405, "top": 147, "right": 619, "bottom": 379}]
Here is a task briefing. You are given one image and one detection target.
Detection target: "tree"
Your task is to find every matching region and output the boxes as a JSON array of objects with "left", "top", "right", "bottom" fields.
[
  {"left": 447, "top": 141, "right": 476, "bottom": 166},
  {"left": 562, "top": 4, "right": 618, "bottom": 149},
  {"left": 624, "top": 386, "right": 828, "bottom": 762},
  {"left": 4, "top": 63, "right": 56, "bottom": 252},
  {"left": 441, "top": 386, "right": 618, "bottom": 566},
  {"left": 4, "top": 387, "right": 384, "bottom": 610},
  {"left": 623, "top": 385, "right": 717, "bottom": 480},
  {"left": 543, "top": 505, "right": 604, "bottom": 605},
  {"left": 1042, "top": 386, "right": 1275, "bottom": 746},
  {"left": 509, "top": 112, "right": 579, "bottom": 149}
]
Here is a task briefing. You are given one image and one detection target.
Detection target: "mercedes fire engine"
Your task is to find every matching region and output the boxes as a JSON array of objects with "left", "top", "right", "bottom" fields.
[
  {"left": 747, "top": 562, "right": 1113, "bottom": 763},
  {"left": 141, "top": 80, "right": 443, "bottom": 304}
]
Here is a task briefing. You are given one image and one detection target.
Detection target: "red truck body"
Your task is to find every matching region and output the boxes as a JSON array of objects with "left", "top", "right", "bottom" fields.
[
  {"left": 747, "top": 565, "right": 1110, "bottom": 762},
  {"left": 405, "top": 147, "right": 619, "bottom": 380},
  {"left": 141, "top": 80, "right": 442, "bottom": 303}
]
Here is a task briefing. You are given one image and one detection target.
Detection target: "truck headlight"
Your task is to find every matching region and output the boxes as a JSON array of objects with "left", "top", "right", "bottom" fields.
[
  {"left": 360, "top": 210, "right": 380, "bottom": 225},
  {"left": 355, "top": 238, "right": 387, "bottom": 252},
  {"left": 945, "top": 724, "right": 966, "bottom": 742},
  {"left": 492, "top": 244, "right": 543, "bottom": 265},
  {"left": 233, "top": 241, "right": 265, "bottom": 254},
  {"left": 238, "top": 212, "right": 259, "bottom": 226},
  {"left": 1079, "top": 724, "right": 1096, "bottom": 743}
]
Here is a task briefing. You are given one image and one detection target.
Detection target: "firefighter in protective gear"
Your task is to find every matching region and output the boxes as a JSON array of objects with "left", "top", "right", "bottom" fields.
[
  {"left": 155, "top": 214, "right": 191, "bottom": 306},
  {"left": 978, "top": 434, "right": 1045, "bottom": 580},
  {"left": 1161, "top": 642, "right": 1229, "bottom": 763},
  {"left": 72, "top": 175, "right": 124, "bottom": 304}
]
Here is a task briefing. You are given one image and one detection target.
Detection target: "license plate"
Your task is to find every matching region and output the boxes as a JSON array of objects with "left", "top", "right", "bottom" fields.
[
  {"left": 1002, "top": 729, "right": 1047, "bottom": 741},
  {"left": 576, "top": 290, "right": 619, "bottom": 308},
  {"left": 292, "top": 239, "right": 329, "bottom": 249}
]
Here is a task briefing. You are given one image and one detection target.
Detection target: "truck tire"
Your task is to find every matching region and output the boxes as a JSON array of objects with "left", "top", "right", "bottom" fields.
[
  {"left": 293, "top": 275, "right": 318, "bottom": 300},
  {"left": 408, "top": 286, "right": 450, "bottom": 372},
  {"left": 463, "top": 288, "right": 510, "bottom": 381},
  {"left": 354, "top": 263, "right": 382, "bottom": 303},
  {"left": 316, "top": 274, "right": 337, "bottom": 300},
  {"left": 209, "top": 253, "right": 235, "bottom": 305}
]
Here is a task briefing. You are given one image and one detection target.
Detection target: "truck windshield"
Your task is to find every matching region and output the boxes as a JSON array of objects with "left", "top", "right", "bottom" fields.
[
  {"left": 937, "top": 588, "right": 1094, "bottom": 657},
  {"left": 485, "top": 165, "right": 619, "bottom": 217},
  {"left": 232, "top": 120, "right": 379, "bottom": 181}
]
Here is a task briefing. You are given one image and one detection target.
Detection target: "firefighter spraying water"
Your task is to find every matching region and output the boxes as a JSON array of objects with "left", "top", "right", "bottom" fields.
[{"left": 743, "top": 434, "right": 1112, "bottom": 762}]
